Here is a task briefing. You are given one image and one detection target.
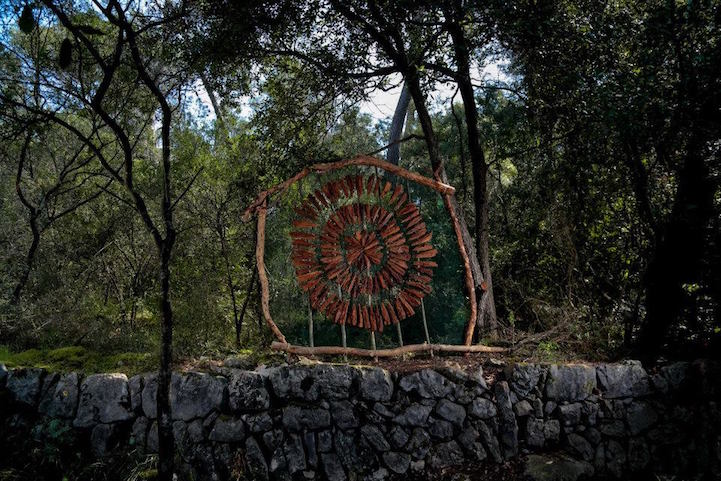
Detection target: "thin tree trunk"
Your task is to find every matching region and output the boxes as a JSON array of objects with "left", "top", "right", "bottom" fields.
[
  {"left": 12, "top": 131, "right": 40, "bottom": 304},
  {"left": 153, "top": 103, "right": 176, "bottom": 481},
  {"left": 218, "top": 219, "right": 241, "bottom": 344},
  {"left": 12, "top": 216, "right": 40, "bottom": 304},
  {"left": 238, "top": 265, "right": 258, "bottom": 345},
  {"left": 123, "top": 19, "right": 178, "bottom": 480},
  {"left": 625, "top": 290, "right": 641, "bottom": 348},
  {"left": 130, "top": 300, "right": 137, "bottom": 331},
  {"left": 157, "top": 243, "right": 174, "bottom": 480},
  {"left": 200, "top": 73, "right": 224, "bottom": 127},
  {"left": 450, "top": 95, "right": 469, "bottom": 205}
]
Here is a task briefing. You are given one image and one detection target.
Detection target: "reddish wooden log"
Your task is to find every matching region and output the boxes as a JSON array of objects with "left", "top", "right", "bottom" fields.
[
  {"left": 271, "top": 341, "right": 508, "bottom": 357},
  {"left": 256, "top": 204, "right": 287, "bottom": 344}
]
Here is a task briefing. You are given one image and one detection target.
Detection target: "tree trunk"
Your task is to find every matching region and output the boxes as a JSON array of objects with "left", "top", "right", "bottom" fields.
[
  {"left": 638, "top": 135, "right": 715, "bottom": 361},
  {"left": 447, "top": 15, "right": 498, "bottom": 339},
  {"left": 12, "top": 216, "right": 40, "bottom": 304},
  {"left": 12, "top": 131, "right": 40, "bottom": 305},
  {"left": 450, "top": 97, "right": 469, "bottom": 204},
  {"left": 218, "top": 219, "right": 241, "bottom": 345},
  {"left": 157, "top": 242, "right": 175, "bottom": 481},
  {"left": 387, "top": 82, "right": 411, "bottom": 165},
  {"left": 154, "top": 107, "right": 176, "bottom": 481},
  {"left": 238, "top": 265, "right": 258, "bottom": 345},
  {"left": 200, "top": 73, "right": 224, "bottom": 127}
]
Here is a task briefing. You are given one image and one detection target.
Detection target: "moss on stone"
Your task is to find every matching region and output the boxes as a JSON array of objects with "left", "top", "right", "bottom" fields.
[{"left": 0, "top": 345, "right": 156, "bottom": 376}]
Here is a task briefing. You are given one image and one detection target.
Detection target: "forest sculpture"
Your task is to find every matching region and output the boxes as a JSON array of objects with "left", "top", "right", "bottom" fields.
[
  {"left": 3, "top": 2, "right": 720, "bottom": 480},
  {"left": 243, "top": 155, "right": 504, "bottom": 357}
]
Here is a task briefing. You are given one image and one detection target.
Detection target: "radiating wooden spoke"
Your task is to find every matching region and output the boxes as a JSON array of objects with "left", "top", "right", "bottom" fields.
[{"left": 291, "top": 174, "right": 436, "bottom": 332}]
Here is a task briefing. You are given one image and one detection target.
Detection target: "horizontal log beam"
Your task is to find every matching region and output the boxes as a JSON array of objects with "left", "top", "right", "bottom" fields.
[{"left": 270, "top": 341, "right": 507, "bottom": 357}]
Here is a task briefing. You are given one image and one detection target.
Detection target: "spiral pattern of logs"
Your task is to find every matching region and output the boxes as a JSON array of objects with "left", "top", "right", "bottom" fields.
[{"left": 291, "top": 174, "right": 437, "bottom": 332}]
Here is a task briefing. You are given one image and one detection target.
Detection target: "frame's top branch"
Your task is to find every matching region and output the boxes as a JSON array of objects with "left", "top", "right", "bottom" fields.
[{"left": 241, "top": 155, "right": 455, "bottom": 221}]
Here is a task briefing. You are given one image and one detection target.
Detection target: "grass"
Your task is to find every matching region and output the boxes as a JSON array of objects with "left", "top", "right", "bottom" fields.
[{"left": 0, "top": 345, "right": 157, "bottom": 376}]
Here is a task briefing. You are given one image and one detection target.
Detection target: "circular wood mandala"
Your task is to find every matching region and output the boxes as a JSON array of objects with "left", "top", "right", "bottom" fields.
[{"left": 291, "top": 174, "right": 437, "bottom": 332}]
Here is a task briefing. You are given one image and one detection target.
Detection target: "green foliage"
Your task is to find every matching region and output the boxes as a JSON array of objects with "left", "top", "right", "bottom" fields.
[
  {"left": 0, "top": 0, "right": 718, "bottom": 366},
  {"left": 536, "top": 341, "right": 561, "bottom": 362}
]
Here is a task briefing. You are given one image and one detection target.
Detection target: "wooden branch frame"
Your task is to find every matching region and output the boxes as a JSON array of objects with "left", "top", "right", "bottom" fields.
[{"left": 245, "top": 155, "right": 481, "bottom": 353}]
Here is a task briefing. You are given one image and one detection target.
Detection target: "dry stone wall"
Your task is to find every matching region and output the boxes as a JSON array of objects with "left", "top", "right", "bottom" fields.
[{"left": 1, "top": 359, "right": 720, "bottom": 480}]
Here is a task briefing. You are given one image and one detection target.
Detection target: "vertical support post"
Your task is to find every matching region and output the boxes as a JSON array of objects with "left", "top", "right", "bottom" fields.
[
  {"left": 340, "top": 324, "right": 347, "bottom": 362},
  {"left": 301, "top": 179, "right": 316, "bottom": 352},
  {"left": 421, "top": 298, "right": 432, "bottom": 357},
  {"left": 395, "top": 322, "right": 404, "bottom": 347},
  {"left": 308, "top": 299, "right": 314, "bottom": 348},
  {"left": 366, "top": 277, "right": 377, "bottom": 361},
  {"left": 338, "top": 284, "right": 347, "bottom": 361}
]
